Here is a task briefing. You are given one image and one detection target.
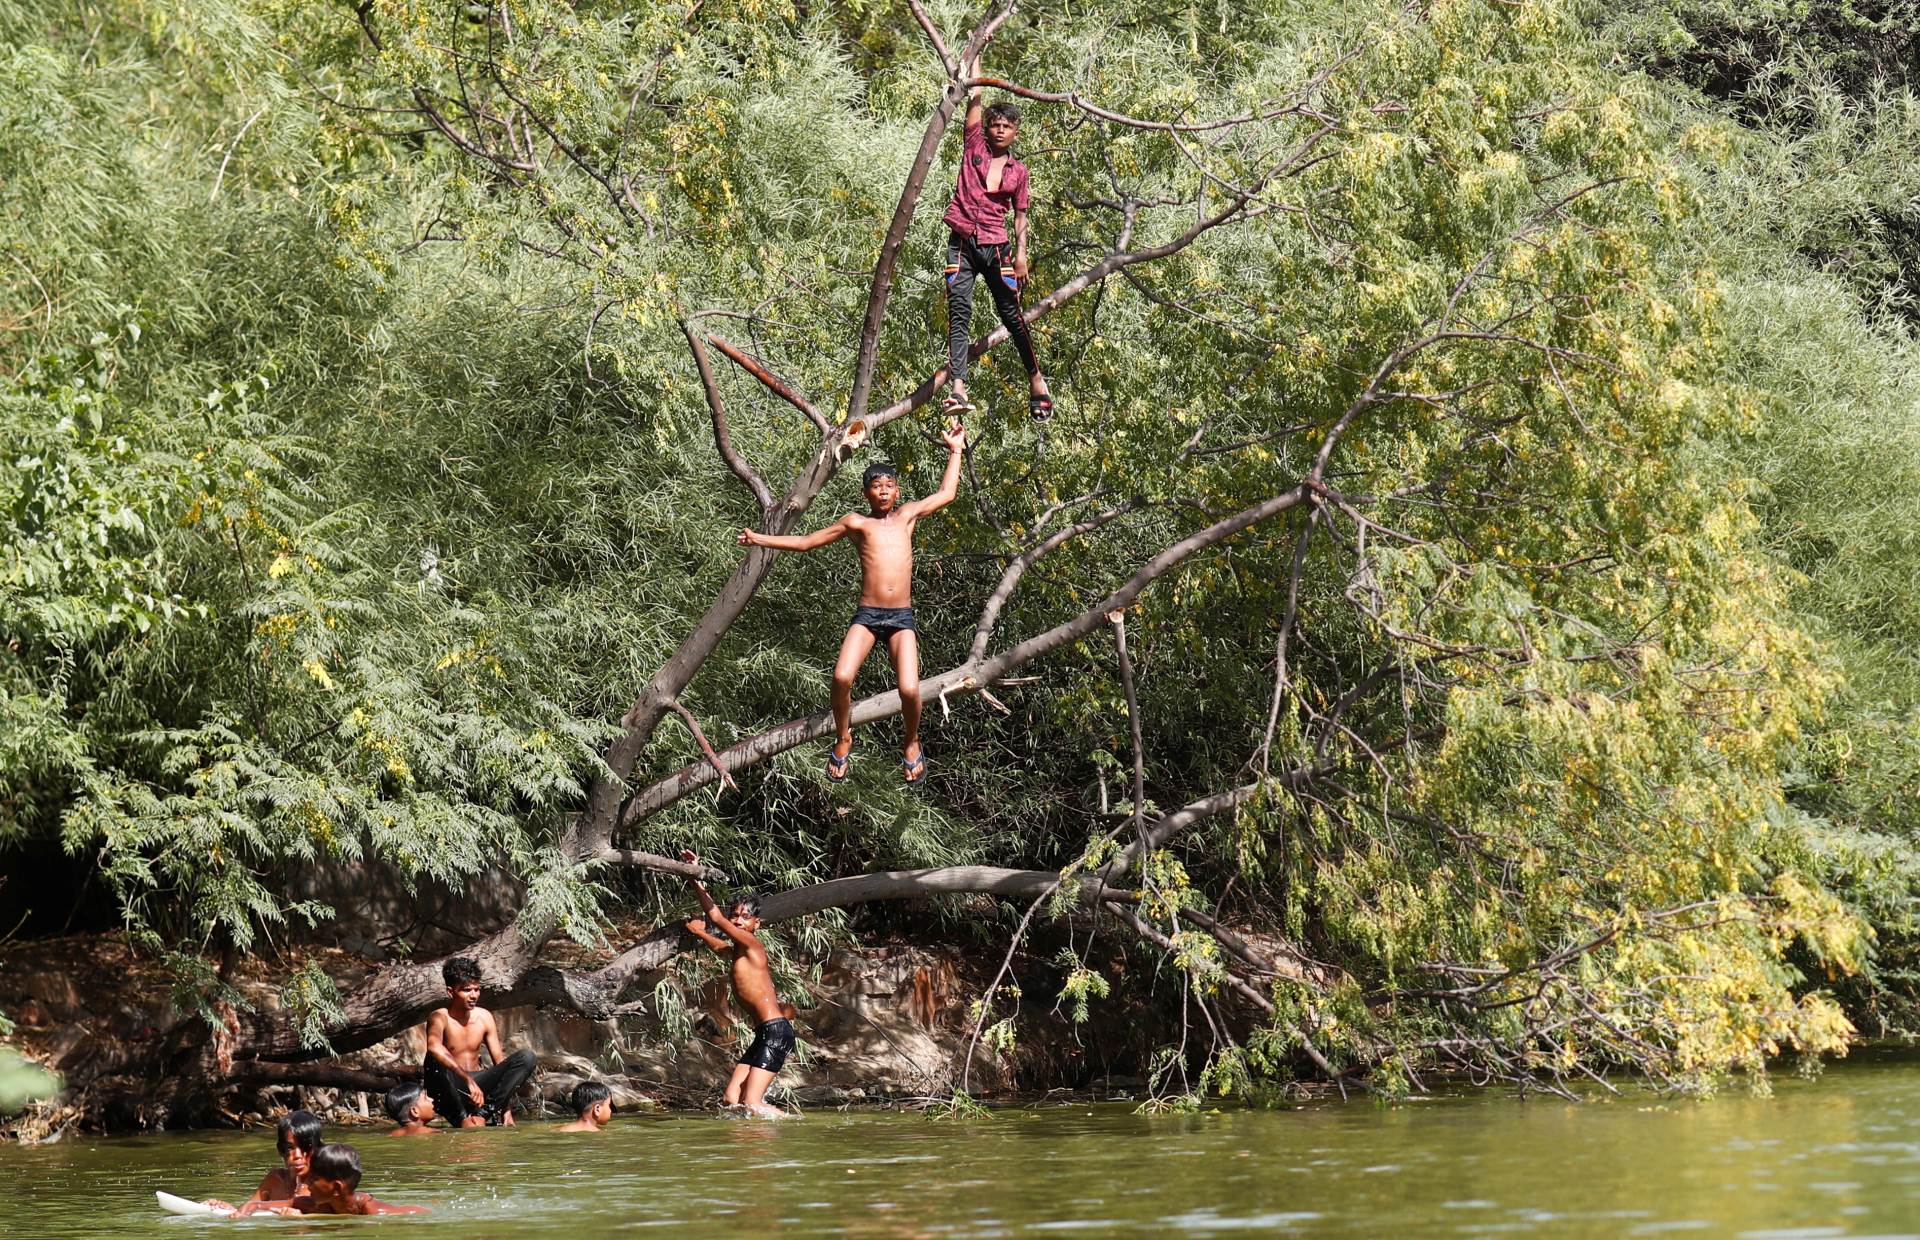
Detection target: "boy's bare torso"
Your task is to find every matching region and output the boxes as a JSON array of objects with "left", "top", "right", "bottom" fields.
[
  {"left": 846, "top": 510, "right": 921, "bottom": 606},
  {"left": 427, "top": 1006, "right": 495, "bottom": 1071},
  {"left": 729, "top": 943, "right": 784, "bottom": 1024}
]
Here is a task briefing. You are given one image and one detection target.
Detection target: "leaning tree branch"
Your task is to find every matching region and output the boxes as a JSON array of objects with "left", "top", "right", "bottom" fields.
[
  {"left": 595, "top": 848, "right": 729, "bottom": 881},
  {"left": 232, "top": 1061, "right": 419, "bottom": 1091},
  {"left": 682, "top": 322, "right": 773, "bottom": 512},
  {"left": 906, "top": 0, "right": 959, "bottom": 76},
  {"left": 616, "top": 486, "right": 1310, "bottom": 829},
  {"left": 704, "top": 333, "right": 832, "bottom": 435},
  {"left": 665, "top": 698, "right": 738, "bottom": 791}
]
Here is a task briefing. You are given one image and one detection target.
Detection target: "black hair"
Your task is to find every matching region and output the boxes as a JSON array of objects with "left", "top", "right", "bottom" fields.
[
  {"left": 984, "top": 100, "right": 1021, "bottom": 126},
  {"left": 861, "top": 462, "right": 898, "bottom": 489},
  {"left": 728, "top": 893, "right": 763, "bottom": 920},
  {"left": 309, "top": 1143, "right": 363, "bottom": 1191},
  {"left": 570, "top": 1080, "right": 612, "bottom": 1117},
  {"left": 442, "top": 955, "right": 482, "bottom": 987},
  {"left": 275, "top": 1109, "right": 323, "bottom": 1155},
  {"left": 383, "top": 1082, "right": 424, "bottom": 1123}
]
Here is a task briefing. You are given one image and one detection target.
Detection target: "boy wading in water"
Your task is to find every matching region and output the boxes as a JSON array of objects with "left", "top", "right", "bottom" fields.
[
  {"left": 942, "top": 55, "right": 1051, "bottom": 421},
  {"left": 422, "top": 956, "right": 537, "bottom": 1127},
  {"left": 737, "top": 419, "right": 966, "bottom": 786},
  {"left": 235, "top": 1143, "right": 426, "bottom": 1216},
  {"left": 680, "top": 849, "right": 798, "bottom": 1117}
]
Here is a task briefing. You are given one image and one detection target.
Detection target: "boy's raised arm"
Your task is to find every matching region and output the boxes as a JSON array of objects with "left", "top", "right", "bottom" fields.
[
  {"left": 907, "top": 420, "right": 968, "bottom": 517},
  {"left": 963, "top": 51, "right": 984, "bottom": 129},
  {"left": 680, "top": 849, "right": 759, "bottom": 948},
  {"left": 738, "top": 516, "right": 850, "bottom": 553}
]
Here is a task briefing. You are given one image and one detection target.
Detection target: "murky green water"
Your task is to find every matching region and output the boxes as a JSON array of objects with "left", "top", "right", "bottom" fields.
[{"left": 12, "top": 1050, "right": 1920, "bottom": 1235}]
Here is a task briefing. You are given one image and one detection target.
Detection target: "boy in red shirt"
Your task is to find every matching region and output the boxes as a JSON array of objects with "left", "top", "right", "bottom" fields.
[{"left": 942, "top": 58, "right": 1052, "bottom": 421}]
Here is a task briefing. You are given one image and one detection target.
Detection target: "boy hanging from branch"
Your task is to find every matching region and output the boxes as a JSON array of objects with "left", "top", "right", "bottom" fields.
[
  {"left": 942, "top": 52, "right": 1053, "bottom": 421},
  {"left": 737, "top": 419, "right": 967, "bottom": 786},
  {"left": 679, "top": 850, "right": 799, "bottom": 1117}
]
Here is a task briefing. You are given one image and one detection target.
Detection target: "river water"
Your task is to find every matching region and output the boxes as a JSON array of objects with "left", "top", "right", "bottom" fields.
[{"left": 10, "top": 1049, "right": 1920, "bottom": 1235}]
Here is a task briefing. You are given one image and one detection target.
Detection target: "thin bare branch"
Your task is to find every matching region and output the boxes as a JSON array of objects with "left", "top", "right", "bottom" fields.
[
  {"left": 665, "top": 698, "right": 738, "bottom": 791},
  {"left": 682, "top": 323, "right": 774, "bottom": 512},
  {"left": 705, "top": 333, "right": 831, "bottom": 434}
]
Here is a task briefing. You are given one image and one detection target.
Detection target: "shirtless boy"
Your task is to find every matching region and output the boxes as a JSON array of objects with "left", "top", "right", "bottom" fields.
[
  {"left": 942, "top": 53, "right": 1051, "bottom": 421},
  {"left": 200, "top": 1108, "right": 321, "bottom": 1212},
  {"left": 680, "top": 849, "right": 798, "bottom": 1117},
  {"left": 382, "top": 1081, "right": 437, "bottom": 1136},
  {"left": 554, "top": 1081, "right": 614, "bottom": 1132},
  {"left": 235, "top": 1143, "right": 426, "bottom": 1216},
  {"left": 421, "top": 956, "right": 537, "bottom": 1127},
  {"left": 736, "top": 419, "right": 966, "bottom": 786}
]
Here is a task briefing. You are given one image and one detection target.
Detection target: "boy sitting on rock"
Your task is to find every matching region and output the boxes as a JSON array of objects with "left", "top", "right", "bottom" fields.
[{"left": 421, "top": 955, "right": 537, "bottom": 1127}]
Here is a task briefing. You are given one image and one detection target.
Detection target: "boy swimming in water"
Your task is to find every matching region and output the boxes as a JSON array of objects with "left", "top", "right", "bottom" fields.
[
  {"left": 554, "top": 1081, "right": 614, "bottom": 1132},
  {"left": 942, "top": 53, "right": 1051, "bottom": 421},
  {"left": 421, "top": 955, "right": 538, "bottom": 1127},
  {"left": 235, "top": 1143, "right": 427, "bottom": 1216},
  {"left": 382, "top": 1081, "right": 437, "bottom": 1136},
  {"left": 680, "top": 849, "right": 797, "bottom": 1117},
  {"left": 199, "top": 1108, "right": 323, "bottom": 1212},
  {"left": 736, "top": 419, "right": 966, "bottom": 786}
]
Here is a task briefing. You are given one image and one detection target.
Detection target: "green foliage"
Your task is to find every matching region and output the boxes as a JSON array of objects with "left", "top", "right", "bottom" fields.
[
  {"left": 1605, "top": 0, "right": 1920, "bottom": 1033},
  {"left": 0, "top": 1050, "right": 60, "bottom": 1115},
  {"left": 284, "top": 961, "right": 346, "bottom": 1053},
  {"left": 923, "top": 1089, "right": 992, "bottom": 1121},
  {"left": 2, "top": 0, "right": 1914, "bottom": 1097}
]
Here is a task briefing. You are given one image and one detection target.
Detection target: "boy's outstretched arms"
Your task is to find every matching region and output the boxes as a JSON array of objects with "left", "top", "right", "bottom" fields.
[
  {"left": 904, "top": 420, "right": 968, "bottom": 518},
  {"left": 358, "top": 1195, "right": 429, "bottom": 1216},
  {"left": 738, "top": 516, "right": 850, "bottom": 552},
  {"left": 679, "top": 849, "right": 758, "bottom": 948}
]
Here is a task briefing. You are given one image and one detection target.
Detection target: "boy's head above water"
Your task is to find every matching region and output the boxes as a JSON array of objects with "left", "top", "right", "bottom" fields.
[
  {"left": 570, "top": 1081, "right": 613, "bottom": 1123},
  {"left": 442, "top": 955, "right": 483, "bottom": 1008},
  {"left": 383, "top": 1081, "right": 433, "bottom": 1125},
  {"left": 983, "top": 100, "right": 1020, "bottom": 151},
  {"left": 275, "top": 1108, "right": 323, "bottom": 1172},
  {"left": 308, "top": 1143, "right": 363, "bottom": 1203},
  {"left": 862, "top": 462, "right": 899, "bottom": 513}
]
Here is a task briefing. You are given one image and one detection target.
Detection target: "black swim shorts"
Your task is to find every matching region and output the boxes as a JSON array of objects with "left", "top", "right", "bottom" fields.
[
  {"left": 737, "top": 1018, "right": 796, "bottom": 1073},
  {"left": 852, "top": 605, "right": 916, "bottom": 642}
]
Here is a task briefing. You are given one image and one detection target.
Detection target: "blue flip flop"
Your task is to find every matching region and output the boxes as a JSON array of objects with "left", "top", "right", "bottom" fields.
[
  {"left": 901, "top": 751, "right": 929, "bottom": 789},
  {"left": 827, "top": 742, "right": 853, "bottom": 783}
]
